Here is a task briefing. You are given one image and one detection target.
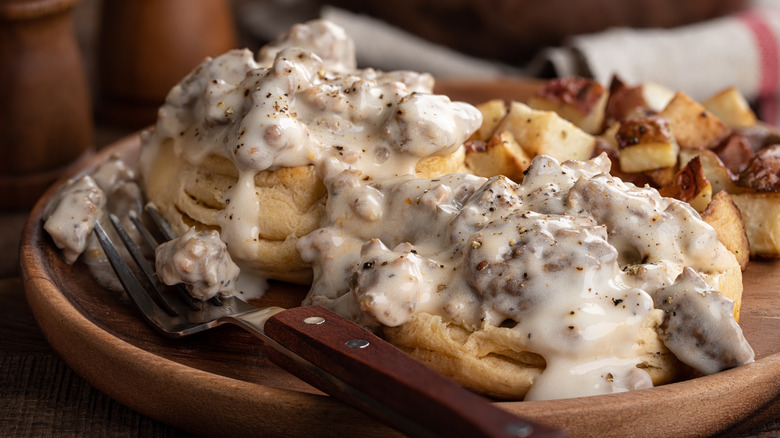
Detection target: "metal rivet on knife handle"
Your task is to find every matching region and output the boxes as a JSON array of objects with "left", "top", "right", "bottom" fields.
[
  {"left": 506, "top": 422, "right": 534, "bottom": 437},
  {"left": 304, "top": 316, "right": 325, "bottom": 325},
  {"left": 346, "top": 339, "right": 370, "bottom": 349}
]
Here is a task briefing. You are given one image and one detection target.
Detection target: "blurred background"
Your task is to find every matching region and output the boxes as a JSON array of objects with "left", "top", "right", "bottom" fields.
[
  {"left": 70, "top": 0, "right": 775, "bottom": 129},
  {"left": 1, "top": 0, "right": 777, "bottom": 211},
  {"left": 319, "top": 0, "right": 750, "bottom": 67}
]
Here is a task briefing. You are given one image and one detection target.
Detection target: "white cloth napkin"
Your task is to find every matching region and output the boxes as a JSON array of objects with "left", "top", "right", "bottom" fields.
[
  {"left": 540, "top": 3, "right": 780, "bottom": 114},
  {"left": 541, "top": 3, "right": 780, "bottom": 125}
]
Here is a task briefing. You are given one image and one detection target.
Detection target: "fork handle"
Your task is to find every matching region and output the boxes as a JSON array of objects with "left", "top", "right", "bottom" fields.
[{"left": 258, "top": 305, "right": 566, "bottom": 438}]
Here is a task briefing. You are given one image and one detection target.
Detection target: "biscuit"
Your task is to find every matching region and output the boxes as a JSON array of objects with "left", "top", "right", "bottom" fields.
[
  {"left": 383, "top": 311, "right": 684, "bottom": 400},
  {"left": 143, "top": 138, "right": 466, "bottom": 283}
]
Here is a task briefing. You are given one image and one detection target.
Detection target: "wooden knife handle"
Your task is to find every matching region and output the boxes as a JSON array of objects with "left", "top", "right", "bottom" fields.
[{"left": 263, "top": 305, "right": 567, "bottom": 438}]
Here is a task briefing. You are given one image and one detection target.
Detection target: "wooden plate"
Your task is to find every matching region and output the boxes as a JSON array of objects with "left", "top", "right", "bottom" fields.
[{"left": 19, "top": 79, "right": 780, "bottom": 438}]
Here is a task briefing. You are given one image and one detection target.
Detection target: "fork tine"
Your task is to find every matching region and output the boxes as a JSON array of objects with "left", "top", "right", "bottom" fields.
[
  {"left": 96, "top": 210, "right": 251, "bottom": 337},
  {"left": 209, "top": 294, "right": 224, "bottom": 306},
  {"left": 112, "top": 211, "right": 201, "bottom": 316},
  {"left": 94, "top": 219, "right": 161, "bottom": 319},
  {"left": 107, "top": 214, "right": 180, "bottom": 316},
  {"left": 173, "top": 283, "right": 203, "bottom": 311},
  {"left": 146, "top": 204, "right": 177, "bottom": 241},
  {"left": 129, "top": 209, "right": 159, "bottom": 250}
]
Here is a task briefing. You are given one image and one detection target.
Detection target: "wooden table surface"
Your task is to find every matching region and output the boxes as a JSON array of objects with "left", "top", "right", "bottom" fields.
[{"left": 1, "top": 213, "right": 192, "bottom": 437}]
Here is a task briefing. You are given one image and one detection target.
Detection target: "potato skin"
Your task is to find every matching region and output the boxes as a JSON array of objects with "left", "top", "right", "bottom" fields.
[
  {"left": 738, "top": 144, "right": 780, "bottom": 192},
  {"left": 658, "top": 156, "right": 712, "bottom": 213},
  {"left": 529, "top": 77, "right": 608, "bottom": 134},
  {"left": 714, "top": 133, "right": 754, "bottom": 175},
  {"left": 605, "top": 76, "right": 673, "bottom": 126},
  {"left": 615, "top": 116, "right": 674, "bottom": 149},
  {"left": 534, "top": 76, "right": 607, "bottom": 114},
  {"left": 616, "top": 116, "right": 679, "bottom": 173}
]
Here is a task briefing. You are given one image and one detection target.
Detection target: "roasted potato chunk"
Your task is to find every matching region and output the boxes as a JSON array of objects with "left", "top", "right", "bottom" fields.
[
  {"left": 737, "top": 144, "right": 780, "bottom": 191},
  {"left": 605, "top": 76, "right": 674, "bottom": 125},
  {"left": 714, "top": 133, "right": 755, "bottom": 175},
  {"left": 700, "top": 190, "right": 750, "bottom": 270},
  {"left": 730, "top": 191, "right": 780, "bottom": 258},
  {"left": 464, "top": 131, "right": 531, "bottom": 181},
  {"left": 489, "top": 75, "right": 778, "bottom": 262},
  {"left": 678, "top": 147, "right": 780, "bottom": 259},
  {"left": 527, "top": 77, "right": 608, "bottom": 134},
  {"left": 599, "top": 122, "right": 620, "bottom": 150},
  {"left": 616, "top": 116, "right": 679, "bottom": 173},
  {"left": 679, "top": 149, "right": 745, "bottom": 194},
  {"left": 469, "top": 99, "right": 507, "bottom": 142},
  {"left": 738, "top": 122, "right": 780, "bottom": 152},
  {"left": 644, "top": 167, "right": 676, "bottom": 188},
  {"left": 591, "top": 138, "right": 657, "bottom": 187},
  {"left": 658, "top": 156, "right": 712, "bottom": 212},
  {"left": 494, "top": 102, "right": 596, "bottom": 162},
  {"left": 659, "top": 91, "right": 731, "bottom": 149},
  {"left": 703, "top": 87, "right": 757, "bottom": 130}
]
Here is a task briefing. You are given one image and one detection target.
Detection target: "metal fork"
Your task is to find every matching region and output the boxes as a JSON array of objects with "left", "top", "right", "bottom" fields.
[{"left": 92, "top": 206, "right": 566, "bottom": 438}]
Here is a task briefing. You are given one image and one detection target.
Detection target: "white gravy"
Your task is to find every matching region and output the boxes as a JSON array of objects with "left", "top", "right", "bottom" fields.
[
  {"left": 139, "top": 19, "right": 479, "bottom": 282},
  {"left": 300, "top": 152, "right": 752, "bottom": 400},
  {"left": 156, "top": 227, "right": 240, "bottom": 300}
]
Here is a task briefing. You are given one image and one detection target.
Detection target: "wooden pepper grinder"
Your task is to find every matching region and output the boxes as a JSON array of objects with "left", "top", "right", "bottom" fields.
[
  {"left": 0, "top": 0, "right": 94, "bottom": 210},
  {"left": 97, "top": 0, "right": 237, "bottom": 129}
]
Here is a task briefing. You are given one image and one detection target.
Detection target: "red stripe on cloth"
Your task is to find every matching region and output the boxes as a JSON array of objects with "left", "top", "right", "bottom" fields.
[
  {"left": 740, "top": 11, "right": 780, "bottom": 124},
  {"left": 759, "top": 95, "right": 779, "bottom": 126},
  {"left": 740, "top": 12, "right": 780, "bottom": 96}
]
